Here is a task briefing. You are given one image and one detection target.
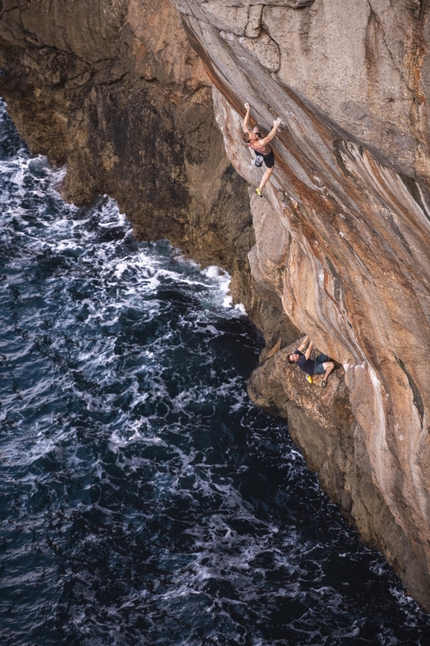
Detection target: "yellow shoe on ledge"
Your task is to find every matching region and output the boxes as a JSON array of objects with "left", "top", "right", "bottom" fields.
[{"left": 306, "top": 375, "right": 313, "bottom": 384}]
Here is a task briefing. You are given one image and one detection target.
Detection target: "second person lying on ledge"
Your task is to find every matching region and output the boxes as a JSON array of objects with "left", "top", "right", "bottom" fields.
[
  {"left": 243, "top": 102, "right": 282, "bottom": 197},
  {"left": 288, "top": 336, "right": 335, "bottom": 388}
]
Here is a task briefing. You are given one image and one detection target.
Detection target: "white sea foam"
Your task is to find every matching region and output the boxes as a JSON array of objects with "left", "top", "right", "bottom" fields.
[{"left": 1, "top": 99, "right": 429, "bottom": 646}]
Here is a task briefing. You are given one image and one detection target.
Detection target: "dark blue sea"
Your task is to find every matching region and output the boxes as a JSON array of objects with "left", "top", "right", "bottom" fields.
[{"left": 1, "top": 99, "right": 430, "bottom": 645}]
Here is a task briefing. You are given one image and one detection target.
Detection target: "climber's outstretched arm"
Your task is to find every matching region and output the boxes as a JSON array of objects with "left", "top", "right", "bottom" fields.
[
  {"left": 243, "top": 102, "right": 252, "bottom": 134},
  {"left": 304, "top": 341, "right": 314, "bottom": 360},
  {"left": 258, "top": 118, "right": 282, "bottom": 146},
  {"left": 297, "top": 336, "right": 309, "bottom": 353}
]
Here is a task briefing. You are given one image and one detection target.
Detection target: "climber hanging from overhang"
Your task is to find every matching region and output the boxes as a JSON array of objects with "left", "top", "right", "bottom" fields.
[
  {"left": 242, "top": 102, "right": 282, "bottom": 197},
  {"left": 288, "top": 335, "right": 335, "bottom": 388}
]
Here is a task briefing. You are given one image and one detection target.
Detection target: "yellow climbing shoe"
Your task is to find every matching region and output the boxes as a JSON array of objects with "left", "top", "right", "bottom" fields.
[
  {"left": 306, "top": 375, "right": 313, "bottom": 384},
  {"left": 256, "top": 187, "right": 263, "bottom": 197}
]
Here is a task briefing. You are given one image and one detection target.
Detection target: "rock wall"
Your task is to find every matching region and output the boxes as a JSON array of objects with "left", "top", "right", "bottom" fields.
[
  {"left": 0, "top": 0, "right": 290, "bottom": 332},
  {"left": 174, "top": 0, "right": 430, "bottom": 609},
  {"left": 2, "top": 0, "right": 430, "bottom": 610}
]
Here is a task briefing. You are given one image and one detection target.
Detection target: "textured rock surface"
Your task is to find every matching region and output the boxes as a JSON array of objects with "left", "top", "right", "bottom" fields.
[
  {"left": 2, "top": 0, "right": 430, "bottom": 610},
  {"left": 0, "top": 0, "right": 286, "bottom": 331},
  {"left": 248, "top": 342, "right": 424, "bottom": 604},
  {"left": 174, "top": 0, "right": 430, "bottom": 608}
]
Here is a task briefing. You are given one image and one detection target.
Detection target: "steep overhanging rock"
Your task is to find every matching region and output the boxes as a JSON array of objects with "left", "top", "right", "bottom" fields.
[
  {"left": 171, "top": 0, "right": 430, "bottom": 609},
  {"left": 1, "top": 0, "right": 430, "bottom": 611},
  {"left": 248, "top": 338, "right": 430, "bottom": 607},
  {"left": 0, "top": 0, "right": 257, "bottom": 320}
]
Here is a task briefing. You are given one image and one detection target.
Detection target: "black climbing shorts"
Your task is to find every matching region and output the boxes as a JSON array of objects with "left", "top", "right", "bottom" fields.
[{"left": 262, "top": 149, "right": 275, "bottom": 169}]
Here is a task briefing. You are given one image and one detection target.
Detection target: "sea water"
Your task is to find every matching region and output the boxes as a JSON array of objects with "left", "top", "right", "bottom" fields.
[{"left": 1, "top": 99, "right": 430, "bottom": 645}]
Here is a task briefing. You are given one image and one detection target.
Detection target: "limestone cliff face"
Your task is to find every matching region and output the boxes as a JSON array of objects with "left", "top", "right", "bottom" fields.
[
  {"left": 0, "top": 0, "right": 278, "bottom": 328},
  {"left": 2, "top": 0, "right": 430, "bottom": 610},
  {"left": 172, "top": 0, "right": 430, "bottom": 609}
]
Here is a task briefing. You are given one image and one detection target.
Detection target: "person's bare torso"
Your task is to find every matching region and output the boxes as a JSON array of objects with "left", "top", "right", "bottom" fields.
[{"left": 247, "top": 142, "right": 271, "bottom": 156}]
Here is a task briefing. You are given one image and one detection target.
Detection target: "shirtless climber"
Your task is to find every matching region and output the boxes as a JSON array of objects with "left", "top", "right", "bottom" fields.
[
  {"left": 288, "top": 336, "right": 335, "bottom": 388},
  {"left": 243, "top": 103, "right": 282, "bottom": 197}
]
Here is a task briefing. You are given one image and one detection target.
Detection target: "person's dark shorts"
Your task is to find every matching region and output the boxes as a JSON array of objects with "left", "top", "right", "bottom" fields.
[
  {"left": 314, "top": 353, "right": 329, "bottom": 375},
  {"left": 262, "top": 149, "right": 275, "bottom": 169}
]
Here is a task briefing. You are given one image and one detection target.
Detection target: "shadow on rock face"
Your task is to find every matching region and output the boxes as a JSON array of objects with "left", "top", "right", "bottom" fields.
[{"left": 248, "top": 338, "right": 351, "bottom": 434}]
